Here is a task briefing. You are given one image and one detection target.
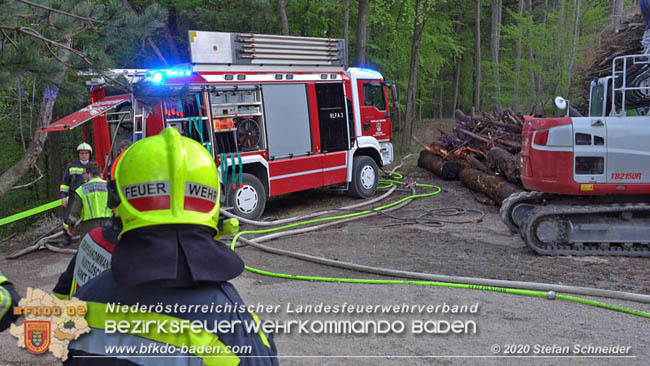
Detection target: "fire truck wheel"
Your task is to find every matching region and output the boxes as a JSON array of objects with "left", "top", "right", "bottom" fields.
[
  {"left": 226, "top": 173, "right": 266, "bottom": 220},
  {"left": 349, "top": 155, "right": 379, "bottom": 198}
]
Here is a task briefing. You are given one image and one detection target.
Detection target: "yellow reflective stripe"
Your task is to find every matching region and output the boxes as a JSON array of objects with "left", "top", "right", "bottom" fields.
[
  {"left": 70, "top": 167, "right": 85, "bottom": 172},
  {"left": 53, "top": 292, "right": 70, "bottom": 301},
  {"left": 85, "top": 302, "right": 240, "bottom": 366},
  {"left": 69, "top": 276, "right": 77, "bottom": 299},
  {"left": 248, "top": 311, "right": 270, "bottom": 348},
  {"left": 0, "top": 275, "right": 7, "bottom": 285},
  {"left": 0, "top": 286, "right": 11, "bottom": 319},
  {"left": 60, "top": 184, "right": 70, "bottom": 192}
]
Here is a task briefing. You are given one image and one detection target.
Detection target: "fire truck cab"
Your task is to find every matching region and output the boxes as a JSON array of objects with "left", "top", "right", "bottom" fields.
[{"left": 41, "top": 31, "right": 397, "bottom": 219}]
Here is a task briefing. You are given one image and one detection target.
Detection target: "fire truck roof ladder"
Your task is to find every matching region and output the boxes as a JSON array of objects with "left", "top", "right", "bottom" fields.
[{"left": 188, "top": 31, "right": 347, "bottom": 68}]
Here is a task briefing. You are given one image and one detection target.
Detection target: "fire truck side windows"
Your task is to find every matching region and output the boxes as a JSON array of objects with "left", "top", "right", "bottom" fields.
[
  {"left": 363, "top": 83, "right": 387, "bottom": 111},
  {"left": 315, "top": 83, "right": 349, "bottom": 153}
]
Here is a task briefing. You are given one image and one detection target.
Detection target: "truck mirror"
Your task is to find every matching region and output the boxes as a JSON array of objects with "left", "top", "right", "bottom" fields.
[{"left": 390, "top": 84, "right": 399, "bottom": 111}]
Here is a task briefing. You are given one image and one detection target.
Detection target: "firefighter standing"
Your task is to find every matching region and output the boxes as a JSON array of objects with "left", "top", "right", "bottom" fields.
[
  {"left": 60, "top": 143, "right": 93, "bottom": 245},
  {"left": 65, "top": 128, "right": 278, "bottom": 365},
  {"left": 0, "top": 270, "right": 20, "bottom": 332},
  {"left": 64, "top": 161, "right": 111, "bottom": 241}
]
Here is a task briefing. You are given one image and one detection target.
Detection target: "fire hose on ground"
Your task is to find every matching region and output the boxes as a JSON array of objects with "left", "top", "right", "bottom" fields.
[{"left": 226, "top": 170, "right": 650, "bottom": 320}]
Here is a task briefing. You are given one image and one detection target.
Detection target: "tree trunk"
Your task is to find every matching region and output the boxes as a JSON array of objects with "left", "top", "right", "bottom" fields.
[
  {"left": 487, "top": 147, "right": 520, "bottom": 183},
  {"left": 417, "top": 150, "right": 461, "bottom": 180},
  {"left": 400, "top": 0, "right": 429, "bottom": 149},
  {"left": 459, "top": 168, "right": 522, "bottom": 205},
  {"left": 611, "top": 0, "right": 624, "bottom": 29},
  {"left": 513, "top": 0, "right": 524, "bottom": 112},
  {"left": 0, "top": 38, "right": 70, "bottom": 199},
  {"left": 527, "top": 0, "right": 539, "bottom": 115},
  {"left": 343, "top": 0, "right": 350, "bottom": 61},
  {"left": 451, "top": 9, "right": 463, "bottom": 115},
  {"left": 355, "top": 0, "right": 370, "bottom": 66},
  {"left": 278, "top": 0, "right": 290, "bottom": 35},
  {"left": 567, "top": 0, "right": 581, "bottom": 98},
  {"left": 438, "top": 68, "right": 444, "bottom": 119},
  {"left": 473, "top": 0, "right": 481, "bottom": 111},
  {"left": 164, "top": 6, "right": 181, "bottom": 61},
  {"left": 452, "top": 55, "right": 462, "bottom": 114},
  {"left": 0, "top": 85, "right": 59, "bottom": 198},
  {"left": 490, "top": 0, "right": 502, "bottom": 110}
]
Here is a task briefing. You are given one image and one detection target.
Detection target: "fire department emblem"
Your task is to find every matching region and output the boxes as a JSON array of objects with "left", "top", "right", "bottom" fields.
[{"left": 24, "top": 321, "right": 51, "bottom": 354}]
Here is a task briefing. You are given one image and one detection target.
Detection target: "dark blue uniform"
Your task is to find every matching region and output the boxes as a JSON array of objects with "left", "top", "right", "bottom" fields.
[{"left": 64, "top": 225, "right": 278, "bottom": 366}]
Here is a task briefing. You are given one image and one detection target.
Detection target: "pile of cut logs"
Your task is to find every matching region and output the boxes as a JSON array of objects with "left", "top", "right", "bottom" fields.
[{"left": 415, "top": 109, "right": 525, "bottom": 205}]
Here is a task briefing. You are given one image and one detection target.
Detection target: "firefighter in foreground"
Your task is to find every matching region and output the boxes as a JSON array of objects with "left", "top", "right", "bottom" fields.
[
  {"left": 60, "top": 143, "right": 94, "bottom": 245},
  {"left": 65, "top": 128, "right": 278, "bottom": 365}
]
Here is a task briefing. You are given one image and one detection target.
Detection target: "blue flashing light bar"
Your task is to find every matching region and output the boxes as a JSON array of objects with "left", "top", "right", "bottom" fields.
[
  {"left": 148, "top": 69, "right": 192, "bottom": 83},
  {"left": 356, "top": 67, "right": 379, "bottom": 74}
]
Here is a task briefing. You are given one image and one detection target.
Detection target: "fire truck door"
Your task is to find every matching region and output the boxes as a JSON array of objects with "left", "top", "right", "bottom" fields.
[
  {"left": 605, "top": 115, "right": 650, "bottom": 183},
  {"left": 357, "top": 80, "right": 390, "bottom": 140},
  {"left": 315, "top": 83, "right": 349, "bottom": 186}
]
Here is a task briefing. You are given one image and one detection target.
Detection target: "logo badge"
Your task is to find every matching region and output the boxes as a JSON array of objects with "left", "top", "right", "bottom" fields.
[{"left": 25, "top": 321, "right": 51, "bottom": 354}]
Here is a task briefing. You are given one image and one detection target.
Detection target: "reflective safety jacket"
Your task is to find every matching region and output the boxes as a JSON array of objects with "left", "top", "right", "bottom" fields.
[
  {"left": 74, "top": 177, "right": 110, "bottom": 221},
  {"left": 60, "top": 161, "right": 88, "bottom": 198},
  {"left": 65, "top": 270, "right": 279, "bottom": 366},
  {"left": 0, "top": 270, "right": 20, "bottom": 332},
  {"left": 53, "top": 226, "right": 116, "bottom": 301}
]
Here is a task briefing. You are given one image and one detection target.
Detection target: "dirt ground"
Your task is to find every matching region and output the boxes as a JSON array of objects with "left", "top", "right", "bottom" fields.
[{"left": 1, "top": 120, "right": 649, "bottom": 365}]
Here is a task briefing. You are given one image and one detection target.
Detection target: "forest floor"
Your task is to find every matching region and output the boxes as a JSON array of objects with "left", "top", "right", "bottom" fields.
[{"left": 1, "top": 119, "right": 649, "bottom": 365}]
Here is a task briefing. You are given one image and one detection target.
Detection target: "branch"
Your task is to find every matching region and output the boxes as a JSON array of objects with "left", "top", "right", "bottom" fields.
[
  {"left": 0, "top": 25, "right": 93, "bottom": 65},
  {"left": 11, "top": 164, "right": 43, "bottom": 190},
  {"left": 147, "top": 38, "right": 169, "bottom": 66},
  {"left": 0, "top": 29, "right": 19, "bottom": 49},
  {"left": 15, "top": 0, "right": 119, "bottom": 27},
  {"left": 43, "top": 40, "right": 75, "bottom": 68}
]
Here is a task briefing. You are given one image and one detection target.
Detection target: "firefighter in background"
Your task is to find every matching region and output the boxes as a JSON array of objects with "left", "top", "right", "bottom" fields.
[
  {"left": 0, "top": 270, "right": 20, "bottom": 332},
  {"left": 59, "top": 143, "right": 93, "bottom": 245},
  {"left": 106, "top": 139, "right": 131, "bottom": 180},
  {"left": 65, "top": 128, "right": 278, "bottom": 365},
  {"left": 64, "top": 161, "right": 111, "bottom": 241}
]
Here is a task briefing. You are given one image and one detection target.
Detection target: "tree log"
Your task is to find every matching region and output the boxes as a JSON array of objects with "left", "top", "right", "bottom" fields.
[
  {"left": 487, "top": 147, "right": 520, "bottom": 183},
  {"left": 459, "top": 168, "right": 522, "bottom": 205},
  {"left": 418, "top": 150, "right": 461, "bottom": 180}
]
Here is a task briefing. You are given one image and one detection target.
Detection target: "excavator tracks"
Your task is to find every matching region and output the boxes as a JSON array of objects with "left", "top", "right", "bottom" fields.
[
  {"left": 520, "top": 203, "right": 650, "bottom": 256},
  {"left": 500, "top": 191, "right": 554, "bottom": 233}
]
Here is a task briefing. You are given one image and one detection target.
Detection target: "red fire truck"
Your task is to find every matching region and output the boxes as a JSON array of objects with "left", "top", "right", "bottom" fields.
[{"left": 40, "top": 31, "right": 397, "bottom": 219}]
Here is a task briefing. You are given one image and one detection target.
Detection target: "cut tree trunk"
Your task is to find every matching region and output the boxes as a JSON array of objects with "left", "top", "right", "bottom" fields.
[
  {"left": 418, "top": 150, "right": 461, "bottom": 180},
  {"left": 487, "top": 147, "right": 520, "bottom": 183},
  {"left": 459, "top": 168, "right": 522, "bottom": 205}
]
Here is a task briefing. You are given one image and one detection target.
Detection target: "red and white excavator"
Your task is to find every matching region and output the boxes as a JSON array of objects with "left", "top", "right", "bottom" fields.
[{"left": 501, "top": 50, "right": 650, "bottom": 257}]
